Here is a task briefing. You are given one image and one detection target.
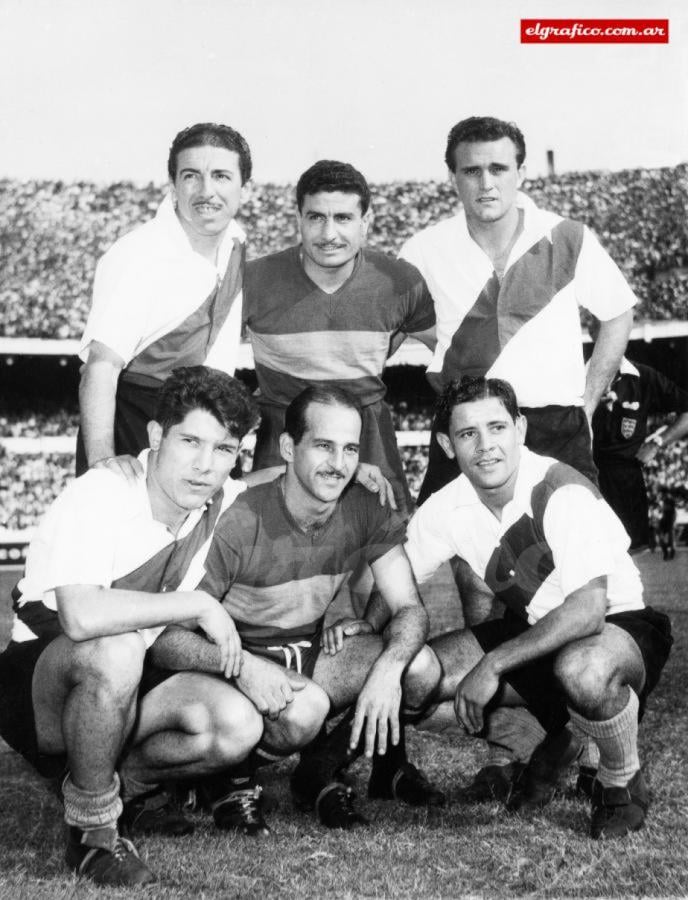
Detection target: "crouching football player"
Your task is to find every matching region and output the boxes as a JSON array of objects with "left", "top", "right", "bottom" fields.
[
  {"left": 150, "top": 385, "right": 442, "bottom": 830},
  {"left": 0, "top": 367, "right": 264, "bottom": 886},
  {"left": 405, "top": 377, "right": 672, "bottom": 838}
]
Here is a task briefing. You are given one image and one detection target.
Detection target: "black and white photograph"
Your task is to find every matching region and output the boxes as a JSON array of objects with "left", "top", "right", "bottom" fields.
[{"left": 0, "top": 0, "right": 686, "bottom": 895}]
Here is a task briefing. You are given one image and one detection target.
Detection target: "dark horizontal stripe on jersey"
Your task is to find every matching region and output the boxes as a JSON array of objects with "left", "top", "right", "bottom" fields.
[
  {"left": 441, "top": 219, "right": 585, "bottom": 382},
  {"left": 234, "top": 616, "right": 323, "bottom": 646},
  {"left": 250, "top": 328, "right": 391, "bottom": 376},
  {"left": 254, "top": 362, "right": 384, "bottom": 408},
  {"left": 222, "top": 573, "right": 348, "bottom": 631}
]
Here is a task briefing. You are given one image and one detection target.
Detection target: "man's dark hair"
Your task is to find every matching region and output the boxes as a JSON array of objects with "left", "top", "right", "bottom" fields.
[
  {"left": 444, "top": 116, "right": 526, "bottom": 172},
  {"left": 296, "top": 160, "right": 371, "bottom": 214},
  {"left": 435, "top": 376, "right": 520, "bottom": 434},
  {"left": 284, "top": 385, "right": 363, "bottom": 445},
  {"left": 168, "top": 123, "right": 252, "bottom": 184},
  {"left": 155, "top": 366, "right": 259, "bottom": 440}
]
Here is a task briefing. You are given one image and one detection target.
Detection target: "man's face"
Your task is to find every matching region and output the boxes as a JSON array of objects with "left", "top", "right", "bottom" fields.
[
  {"left": 147, "top": 408, "right": 241, "bottom": 514},
  {"left": 437, "top": 396, "right": 526, "bottom": 498},
  {"left": 281, "top": 402, "right": 361, "bottom": 504},
  {"left": 171, "top": 145, "right": 246, "bottom": 241},
  {"left": 297, "top": 191, "right": 370, "bottom": 273},
  {"left": 451, "top": 137, "right": 525, "bottom": 226}
]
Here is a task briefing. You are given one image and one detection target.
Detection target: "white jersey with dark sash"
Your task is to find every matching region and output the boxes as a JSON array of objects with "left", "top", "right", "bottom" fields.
[
  {"left": 76, "top": 196, "right": 246, "bottom": 469},
  {"left": 399, "top": 192, "right": 637, "bottom": 408},
  {"left": 11, "top": 450, "right": 245, "bottom": 647},
  {"left": 406, "top": 447, "right": 644, "bottom": 624}
]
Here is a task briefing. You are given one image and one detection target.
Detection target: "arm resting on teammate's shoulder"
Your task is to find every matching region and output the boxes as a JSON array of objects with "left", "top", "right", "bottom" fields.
[{"left": 79, "top": 340, "right": 126, "bottom": 467}]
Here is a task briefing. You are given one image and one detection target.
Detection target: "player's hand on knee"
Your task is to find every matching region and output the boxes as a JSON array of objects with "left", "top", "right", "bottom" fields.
[
  {"left": 321, "top": 618, "right": 374, "bottom": 655},
  {"left": 195, "top": 597, "right": 242, "bottom": 678},
  {"left": 350, "top": 672, "right": 402, "bottom": 757},
  {"left": 355, "top": 463, "right": 397, "bottom": 510},
  {"left": 454, "top": 658, "right": 499, "bottom": 735},
  {"left": 92, "top": 453, "right": 144, "bottom": 485},
  {"left": 237, "top": 653, "right": 306, "bottom": 720}
]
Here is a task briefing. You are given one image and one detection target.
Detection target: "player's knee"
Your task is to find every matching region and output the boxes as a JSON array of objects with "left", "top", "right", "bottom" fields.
[
  {"left": 554, "top": 645, "right": 614, "bottom": 712},
  {"left": 281, "top": 682, "right": 329, "bottom": 747},
  {"left": 403, "top": 645, "right": 441, "bottom": 703},
  {"left": 71, "top": 632, "right": 145, "bottom": 696},
  {"left": 213, "top": 696, "right": 264, "bottom": 764}
]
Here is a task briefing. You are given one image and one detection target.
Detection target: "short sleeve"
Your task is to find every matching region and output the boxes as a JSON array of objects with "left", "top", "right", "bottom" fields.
[
  {"left": 405, "top": 496, "right": 459, "bottom": 584},
  {"left": 26, "top": 472, "right": 131, "bottom": 592},
  {"left": 79, "top": 243, "right": 152, "bottom": 364},
  {"left": 360, "top": 499, "right": 407, "bottom": 565},
  {"left": 401, "top": 265, "right": 436, "bottom": 335},
  {"left": 575, "top": 227, "right": 637, "bottom": 320},
  {"left": 543, "top": 484, "right": 629, "bottom": 597}
]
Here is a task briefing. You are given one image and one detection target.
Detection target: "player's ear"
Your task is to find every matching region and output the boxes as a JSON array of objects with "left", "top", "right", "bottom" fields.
[
  {"left": 279, "top": 431, "right": 295, "bottom": 464},
  {"left": 516, "top": 163, "right": 526, "bottom": 189},
  {"left": 361, "top": 205, "right": 373, "bottom": 234},
  {"left": 147, "top": 420, "right": 163, "bottom": 452},
  {"left": 436, "top": 431, "right": 456, "bottom": 460},
  {"left": 239, "top": 179, "right": 251, "bottom": 207},
  {"left": 515, "top": 413, "right": 527, "bottom": 444}
]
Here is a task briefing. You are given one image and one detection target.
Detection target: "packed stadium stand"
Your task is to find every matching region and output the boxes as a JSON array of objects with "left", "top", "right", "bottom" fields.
[{"left": 1, "top": 166, "right": 687, "bottom": 557}]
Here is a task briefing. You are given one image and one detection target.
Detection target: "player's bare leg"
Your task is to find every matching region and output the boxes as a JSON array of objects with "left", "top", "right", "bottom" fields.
[
  {"left": 119, "top": 672, "right": 264, "bottom": 836},
  {"left": 32, "top": 632, "right": 155, "bottom": 886}
]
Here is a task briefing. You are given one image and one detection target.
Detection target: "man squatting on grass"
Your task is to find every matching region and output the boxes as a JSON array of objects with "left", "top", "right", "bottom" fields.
[
  {"left": 399, "top": 376, "right": 672, "bottom": 838},
  {"left": 0, "top": 367, "right": 265, "bottom": 887},
  {"left": 149, "top": 385, "right": 442, "bottom": 830}
]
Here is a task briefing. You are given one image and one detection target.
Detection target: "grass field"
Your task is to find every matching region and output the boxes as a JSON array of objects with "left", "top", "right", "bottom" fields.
[{"left": 0, "top": 552, "right": 686, "bottom": 899}]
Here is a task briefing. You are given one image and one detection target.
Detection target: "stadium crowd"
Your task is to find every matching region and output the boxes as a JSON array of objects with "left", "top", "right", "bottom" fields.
[
  {"left": 2, "top": 415, "right": 685, "bottom": 532},
  {"left": 1, "top": 164, "right": 687, "bottom": 338}
]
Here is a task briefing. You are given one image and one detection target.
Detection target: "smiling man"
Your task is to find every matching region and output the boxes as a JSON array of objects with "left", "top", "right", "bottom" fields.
[
  {"left": 400, "top": 116, "right": 637, "bottom": 503},
  {"left": 0, "top": 367, "right": 262, "bottom": 886},
  {"left": 243, "top": 159, "right": 436, "bottom": 518},
  {"left": 77, "top": 122, "right": 252, "bottom": 480},
  {"left": 150, "top": 385, "right": 441, "bottom": 831},
  {"left": 405, "top": 376, "right": 672, "bottom": 839}
]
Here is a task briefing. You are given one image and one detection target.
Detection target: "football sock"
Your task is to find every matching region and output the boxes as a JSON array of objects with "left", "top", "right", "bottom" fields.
[
  {"left": 567, "top": 688, "right": 640, "bottom": 788},
  {"left": 62, "top": 772, "right": 123, "bottom": 831}
]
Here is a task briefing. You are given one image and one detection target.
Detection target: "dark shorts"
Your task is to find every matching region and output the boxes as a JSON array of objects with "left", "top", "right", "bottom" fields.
[
  {"left": 472, "top": 606, "right": 673, "bottom": 727},
  {"left": 0, "top": 636, "right": 67, "bottom": 777},
  {"left": 0, "top": 636, "right": 176, "bottom": 778},
  {"left": 246, "top": 638, "right": 322, "bottom": 679},
  {"left": 418, "top": 404, "right": 597, "bottom": 506}
]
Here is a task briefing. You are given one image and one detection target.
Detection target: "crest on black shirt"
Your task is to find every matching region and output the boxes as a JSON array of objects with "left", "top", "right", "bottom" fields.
[{"left": 621, "top": 416, "right": 637, "bottom": 439}]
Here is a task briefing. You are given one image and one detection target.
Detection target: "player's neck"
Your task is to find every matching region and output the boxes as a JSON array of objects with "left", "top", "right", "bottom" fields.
[
  {"left": 474, "top": 475, "right": 518, "bottom": 522},
  {"left": 146, "top": 465, "right": 190, "bottom": 536},
  {"left": 178, "top": 218, "right": 226, "bottom": 264},
  {"left": 467, "top": 206, "right": 522, "bottom": 267},
  {"left": 300, "top": 251, "right": 356, "bottom": 295},
  {"left": 282, "top": 473, "right": 337, "bottom": 532}
]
